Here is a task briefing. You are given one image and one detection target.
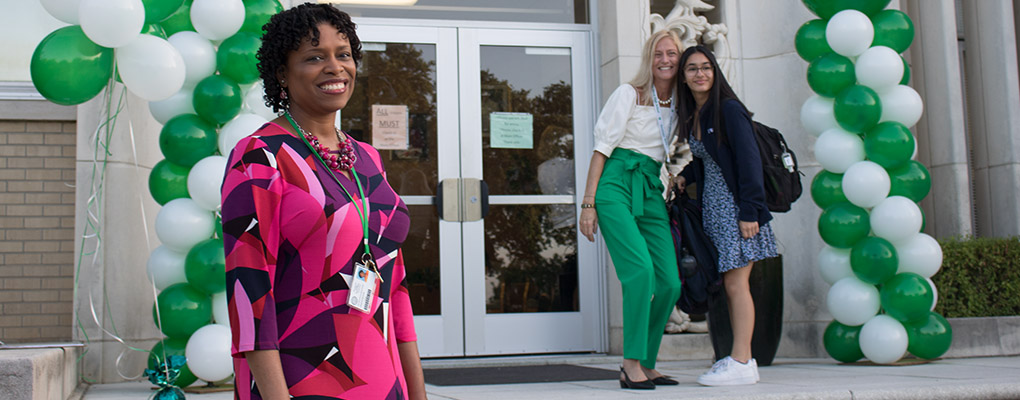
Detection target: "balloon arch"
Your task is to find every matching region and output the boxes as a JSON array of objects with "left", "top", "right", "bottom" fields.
[{"left": 796, "top": 0, "right": 952, "bottom": 364}]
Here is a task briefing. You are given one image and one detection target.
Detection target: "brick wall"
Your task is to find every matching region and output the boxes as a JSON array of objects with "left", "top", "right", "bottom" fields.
[{"left": 0, "top": 119, "right": 76, "bottom": 343}]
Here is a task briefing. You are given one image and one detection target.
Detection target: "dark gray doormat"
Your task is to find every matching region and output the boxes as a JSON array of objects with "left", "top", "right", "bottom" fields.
[{"left": 424, "top": 364, "right": 618, "bottom": 386}]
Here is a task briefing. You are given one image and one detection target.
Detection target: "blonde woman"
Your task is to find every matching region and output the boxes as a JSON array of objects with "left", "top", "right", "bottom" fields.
[{"left": 578, "top": 29, "right": 684, "bottom": 390}]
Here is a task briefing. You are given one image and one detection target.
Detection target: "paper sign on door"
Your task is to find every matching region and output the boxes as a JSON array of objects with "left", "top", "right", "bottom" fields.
[
  {"left": 372, "top": 105, "right": 409, "bottom": 150},
  {"left": 490, "top": 112, "right": 533, "bottom": 149}
]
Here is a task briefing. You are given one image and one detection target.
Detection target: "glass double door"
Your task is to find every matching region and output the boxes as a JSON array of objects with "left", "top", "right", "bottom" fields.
[{"left": 345, "top": 22, "right": 600, "bottom": 357}]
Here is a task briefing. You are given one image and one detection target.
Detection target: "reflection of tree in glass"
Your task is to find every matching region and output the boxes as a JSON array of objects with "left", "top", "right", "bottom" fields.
[
  {"left": 343, "top": 43, "right": 441, "bottom": 315},
  {"left": 481, "top": 71, "right": 578, "bottom": 313}
]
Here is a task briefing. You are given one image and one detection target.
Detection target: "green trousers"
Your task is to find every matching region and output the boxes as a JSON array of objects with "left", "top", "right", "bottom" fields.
[{"left": 596, "top": 148, "right": 682, "bottom": 369}]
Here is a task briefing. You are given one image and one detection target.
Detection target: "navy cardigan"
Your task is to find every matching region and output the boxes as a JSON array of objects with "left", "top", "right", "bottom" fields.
[{"left": 679, "top": 98, "right": 772, "bottom": 226}]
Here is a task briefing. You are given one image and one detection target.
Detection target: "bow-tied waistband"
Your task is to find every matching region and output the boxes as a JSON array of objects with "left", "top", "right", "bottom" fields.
[{"left": 606, "top": 148, "right": 663, "bottom": 217}]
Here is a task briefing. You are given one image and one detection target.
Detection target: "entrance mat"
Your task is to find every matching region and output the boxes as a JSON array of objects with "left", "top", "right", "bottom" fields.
[{"left": 424, "top": 364, "right": 618, "bottom": 386}]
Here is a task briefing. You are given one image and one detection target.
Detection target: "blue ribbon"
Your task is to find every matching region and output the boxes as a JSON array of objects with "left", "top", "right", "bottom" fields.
[{"left": 144, "top": 354, "right": 187, "bottom": 400}]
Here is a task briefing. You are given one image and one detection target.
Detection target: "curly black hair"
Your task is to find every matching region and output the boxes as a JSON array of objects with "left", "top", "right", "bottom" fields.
[{"left": 257, "top": 3, "right": 362, "bottom": 113}]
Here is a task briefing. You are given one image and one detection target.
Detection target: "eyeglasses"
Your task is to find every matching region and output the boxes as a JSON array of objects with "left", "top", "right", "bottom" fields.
[{"left": 684, "top": 66, "right": 713, "bottom": 76}]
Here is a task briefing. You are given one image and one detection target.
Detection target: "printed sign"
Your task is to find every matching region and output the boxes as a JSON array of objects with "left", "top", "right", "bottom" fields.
[
  {"left": 371, "top": 105, "right": 409, "bottom": 150},
  {"left": 490, "top": 112, "right": 533, "bottom": 149}
]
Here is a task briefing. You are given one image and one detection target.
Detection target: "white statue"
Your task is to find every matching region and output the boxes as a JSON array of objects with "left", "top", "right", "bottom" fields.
[{"left": 647, "top": 0, "right": 733, "bottom": 83}]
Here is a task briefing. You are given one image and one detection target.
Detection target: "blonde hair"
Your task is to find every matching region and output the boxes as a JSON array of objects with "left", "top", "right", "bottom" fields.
[{"left": 629, "top": 30, "right": 683, "bottom": 106}]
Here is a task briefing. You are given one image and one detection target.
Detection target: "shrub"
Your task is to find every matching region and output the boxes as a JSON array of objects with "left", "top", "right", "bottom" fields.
[{"left": 932, "top": 236, "right": 1020, "bottom": 318}]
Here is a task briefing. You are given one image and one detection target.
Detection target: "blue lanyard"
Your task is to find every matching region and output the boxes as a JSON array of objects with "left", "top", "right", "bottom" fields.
[
  {"left": 651, "top": 86, "right": 675, "bottom": 163},
  {"left": 286, "top": 113, "right": 374, "bottom": 262}
]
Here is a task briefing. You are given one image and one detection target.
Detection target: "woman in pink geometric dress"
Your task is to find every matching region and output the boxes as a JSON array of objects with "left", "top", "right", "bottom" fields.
[{"left": 221, "top": 4, "right": 426, "bottom": 399}]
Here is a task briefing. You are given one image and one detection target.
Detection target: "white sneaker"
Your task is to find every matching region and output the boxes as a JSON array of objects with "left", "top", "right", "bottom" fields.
[
  {"left": 750, "top": 358, "right": 759, "bottom": 382},
  {"left": 697, "top": 356, "right": 757, "bottom": 386}
]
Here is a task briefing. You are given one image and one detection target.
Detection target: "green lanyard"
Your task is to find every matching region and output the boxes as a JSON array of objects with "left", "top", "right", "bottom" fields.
[{"left": 286, "top": 113, "right": 375, "bottom": 269}]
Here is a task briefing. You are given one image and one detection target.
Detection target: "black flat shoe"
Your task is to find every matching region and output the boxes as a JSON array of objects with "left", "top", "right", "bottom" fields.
[
  {"left": 619, "top": 367, "right": 655, "bottom": 390},
  {"left": 651, "top": 376, "right": 679, "bottom": 386}
]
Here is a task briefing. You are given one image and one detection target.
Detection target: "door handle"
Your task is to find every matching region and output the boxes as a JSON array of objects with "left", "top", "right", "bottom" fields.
[{"left": 435, "top": 178, "right": 488, "bottom": 222}]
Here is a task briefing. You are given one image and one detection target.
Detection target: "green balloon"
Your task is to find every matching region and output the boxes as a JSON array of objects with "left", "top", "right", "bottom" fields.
[
  {"left": 160, "top": 0, "right": 194, "bottom": 37},
  {"left": 30, "top": 26, "right": 114, "bottom": 106},
  {"left": 835, "top": 85, "right": 882, "bottom": 133},
  {"left": 872, "top": 9, "right": 915, "bottom": 53},
  {"left": 900, "top": 56, "right": 911, "bottom": 85},
  {"left": 242, "top": 0, "right": 284, "bottom": 34},
  {"left": 811, "top": 171, "right": 848, "bottom": 209},
  {"left": 148, "top": 338, "right": 199, "bottom": 387},
  {"left": 823, "top": 320, "right": 864, "bottom": 363},
  {"left": 865, "top": 121, "right": 915, "bottom": 169},
  {"left": 142, "top": 0, "right": 185, "bottom": 24},
  {"left": 807, "top": 53, "right": 856, "bottom": 97},
  {"left": 881, "top": 272, "right": 934, "bottom": 323},
  {"left": 795, "top": 19, "right": 832, "bottom": 62},
  {"left": 185, "top": 238, "right": 226, "bottom": 295},
  {"left": 906, "top": 311, "right": 953, "bottom": 360},
  {"left": 888, "top": 160, "right": 931, "bottom": 202},
  {"left": 160, "top": 114, "right": 218, "bottom": 167},
  {"left": 194, "top": 75, "right": 243, "bottom": 125},
  {"left": 143, "top": 23, "right": 168, "bottom": 39},
  {"left": 153, "top": 283, "right": 212, "bottom": 339},
  {"left": 818, "top": 202, "right": 870, "bottom": 248},
  {"left": 217, "top": 32, "right": 262, "bottom": 85},
  {"left": 149, "top": 159, "right": 192, "bottom": 205},
  {"left": 851, "top": 236, "right": 898, "bottom": 285},
  {"left": 802, "top": 0, "right": 891, "bottom": 20}
]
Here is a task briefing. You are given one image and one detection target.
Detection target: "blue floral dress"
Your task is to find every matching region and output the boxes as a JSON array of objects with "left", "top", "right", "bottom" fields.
[{"left": 689, "top": 138, "right": 778, "bottom": 272}]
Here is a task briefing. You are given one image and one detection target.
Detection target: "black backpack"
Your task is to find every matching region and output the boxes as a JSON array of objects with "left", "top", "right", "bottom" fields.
[
  {"left": 751, "top": 121, "right": 803, "bottom": 213},
  {"left": 667, "top": 188, "right": 722, "bottom": 315}
]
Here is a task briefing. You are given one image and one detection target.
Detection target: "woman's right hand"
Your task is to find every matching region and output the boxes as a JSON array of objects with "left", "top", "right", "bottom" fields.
[
  {"left": 672, "top": 175, "right": 686, "bottom": 191},
  {"left": 579, "top": 208, "right": 598, "bottom": 242}
]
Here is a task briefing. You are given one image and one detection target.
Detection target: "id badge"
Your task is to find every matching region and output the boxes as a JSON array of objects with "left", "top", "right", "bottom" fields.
[
  {"left": 781, "top": 152, "right": 795, "bottom": 172},
  {"left": 347, "top": 263, "right": 378, "bottom": 313}
]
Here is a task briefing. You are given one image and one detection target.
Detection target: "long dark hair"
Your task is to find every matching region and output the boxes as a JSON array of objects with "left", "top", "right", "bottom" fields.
[
  {"left": 676, "top": 45, "right": 749, "bottom": 146},
  {"left": 257, "top": 3, "right": 363, "bottom": 113}
]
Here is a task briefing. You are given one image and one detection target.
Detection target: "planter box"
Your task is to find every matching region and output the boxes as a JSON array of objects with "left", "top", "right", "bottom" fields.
[{"left": 943, "top": 316, "right": 1020, "bottom": 358}]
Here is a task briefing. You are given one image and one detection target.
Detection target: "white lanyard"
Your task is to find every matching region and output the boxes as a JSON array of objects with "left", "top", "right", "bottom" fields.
[{"left": 651, "top": 86, "right": 675, "bottom": 163}]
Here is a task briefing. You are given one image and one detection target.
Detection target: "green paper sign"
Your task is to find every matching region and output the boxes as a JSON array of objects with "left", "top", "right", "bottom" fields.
[{"left": 490, "top": 112, "right": 534, "bottom": 149}]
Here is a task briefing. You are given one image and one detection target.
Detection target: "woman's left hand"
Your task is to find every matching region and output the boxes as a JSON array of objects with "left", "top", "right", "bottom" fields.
[{"left": 739, "top": 220, "right": 759, "bottom": 239}]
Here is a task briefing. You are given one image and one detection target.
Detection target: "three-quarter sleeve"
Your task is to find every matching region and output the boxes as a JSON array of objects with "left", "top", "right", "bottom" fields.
[
  {"left": 222, "top": 135, "right": 284, "bottom": 356},
  {"left": 390, "top": 251, "right": 418, "bottom": 343},
  {"left": 593, "top": 84, "right": 638, "bottom": 157}
]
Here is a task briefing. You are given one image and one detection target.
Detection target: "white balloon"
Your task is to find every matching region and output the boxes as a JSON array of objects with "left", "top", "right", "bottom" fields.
[
  {"left": 827, "top": 276, "right": 881, "bottom": 326},
  {"left": 859, "top": 314, "right": 908, "bottom": 364},
  {"left": 893, "top": 233, "right": 943, "bottom": 278},
  {"left": 155, "top": 198, "right": 215, "bottom": 252},
  {"left": 116, "top": 35, "right": 187, "bottom": 101},
  {"left": 168, "top": 32, "right": 218, "bottom": 88},
  {"left": 149, "top": 87, "right": 196, "bottom": 125},
  {"left": 870, "top": 196, "right": 923, "bottom": 243},
  {"left": 243, "top": 82, "right": 279, "bottom": 121},
  {"left": 220, "top": 114, "right": 269, "bottom": 156},
  {"left": 801, "top": 95, "right": 839, "bottom": 136},
  {"left": 191, "top": 0, "right": 245, "bottom": 41},
  {"left": 146, "top": 246, "right": 187, "bottom": 291},
  {"left": 842, "top": 161, "right": 890, "bottom": 208},
  {"left": 855, "top": 46, "right": 903, "bottom": 92},
  {"left": 818, "top": 246, "right": 853, "bottom": 285},
  {"left": 814, "top": 128, "right": 865, "bottom": 173},
  {"left": 41, "top": 0, "right": 82, "bottom": 24},
  {"left": 925, "top": 277, "right": 938, "bottom": 311},
  {"left": 78, "top": 0, "right": 144, "bottom": 48},
  {"left": 879, "top": 85, "right": 924, "bottom": 127},
  {"left": 212, "top": 291, "right": 229, "bottom": 326},
  {"left": 185, "top": 324, "right": 234, "bottom": 382},
  {"left": 187, "top": 156, "right": 228, "bottom": 211},
  {"left": 826, "top": 10, "right": 874, "bottom": 57}
]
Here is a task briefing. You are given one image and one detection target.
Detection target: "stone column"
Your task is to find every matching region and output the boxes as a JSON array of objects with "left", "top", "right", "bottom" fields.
[
  {"left": 73, "top": 87, "right": 163, "bottom": 382},
  {"left": 960, "top": 1, "right": 1020, "bottom": 237},
  {"left": 903, "top": 0, "right": 973, "bottom": 238}
]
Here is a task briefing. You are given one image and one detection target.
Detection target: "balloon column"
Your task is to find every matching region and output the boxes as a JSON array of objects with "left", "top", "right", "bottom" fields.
[
  {"left": 797, "top": 0, "right": 952, "bottom": 364},
  {"left": 32, "top": 0, "right": 283, "bottom": 386}
]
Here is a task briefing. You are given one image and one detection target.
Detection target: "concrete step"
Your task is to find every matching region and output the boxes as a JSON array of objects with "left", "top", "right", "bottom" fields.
[
  {"left": 658, "top": 332, "right": 714, "bottom": 361},
  {"left": 0, "top": 343, "right": 85, "bottom": 400}
]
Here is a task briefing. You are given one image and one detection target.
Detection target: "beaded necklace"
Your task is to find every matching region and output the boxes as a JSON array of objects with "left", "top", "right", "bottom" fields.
[{"left": 286, "top": 112, "right": 357, "bottom": 172}]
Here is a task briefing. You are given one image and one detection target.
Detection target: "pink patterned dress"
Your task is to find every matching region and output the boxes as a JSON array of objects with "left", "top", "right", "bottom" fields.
[{"left": 222, "top": 122, "right": 415, "bottom": 400}]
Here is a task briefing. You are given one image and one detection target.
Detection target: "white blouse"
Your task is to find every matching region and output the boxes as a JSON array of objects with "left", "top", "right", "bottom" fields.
[{"left": 593, "top": 84, "right": 677, "bottom": 163}]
